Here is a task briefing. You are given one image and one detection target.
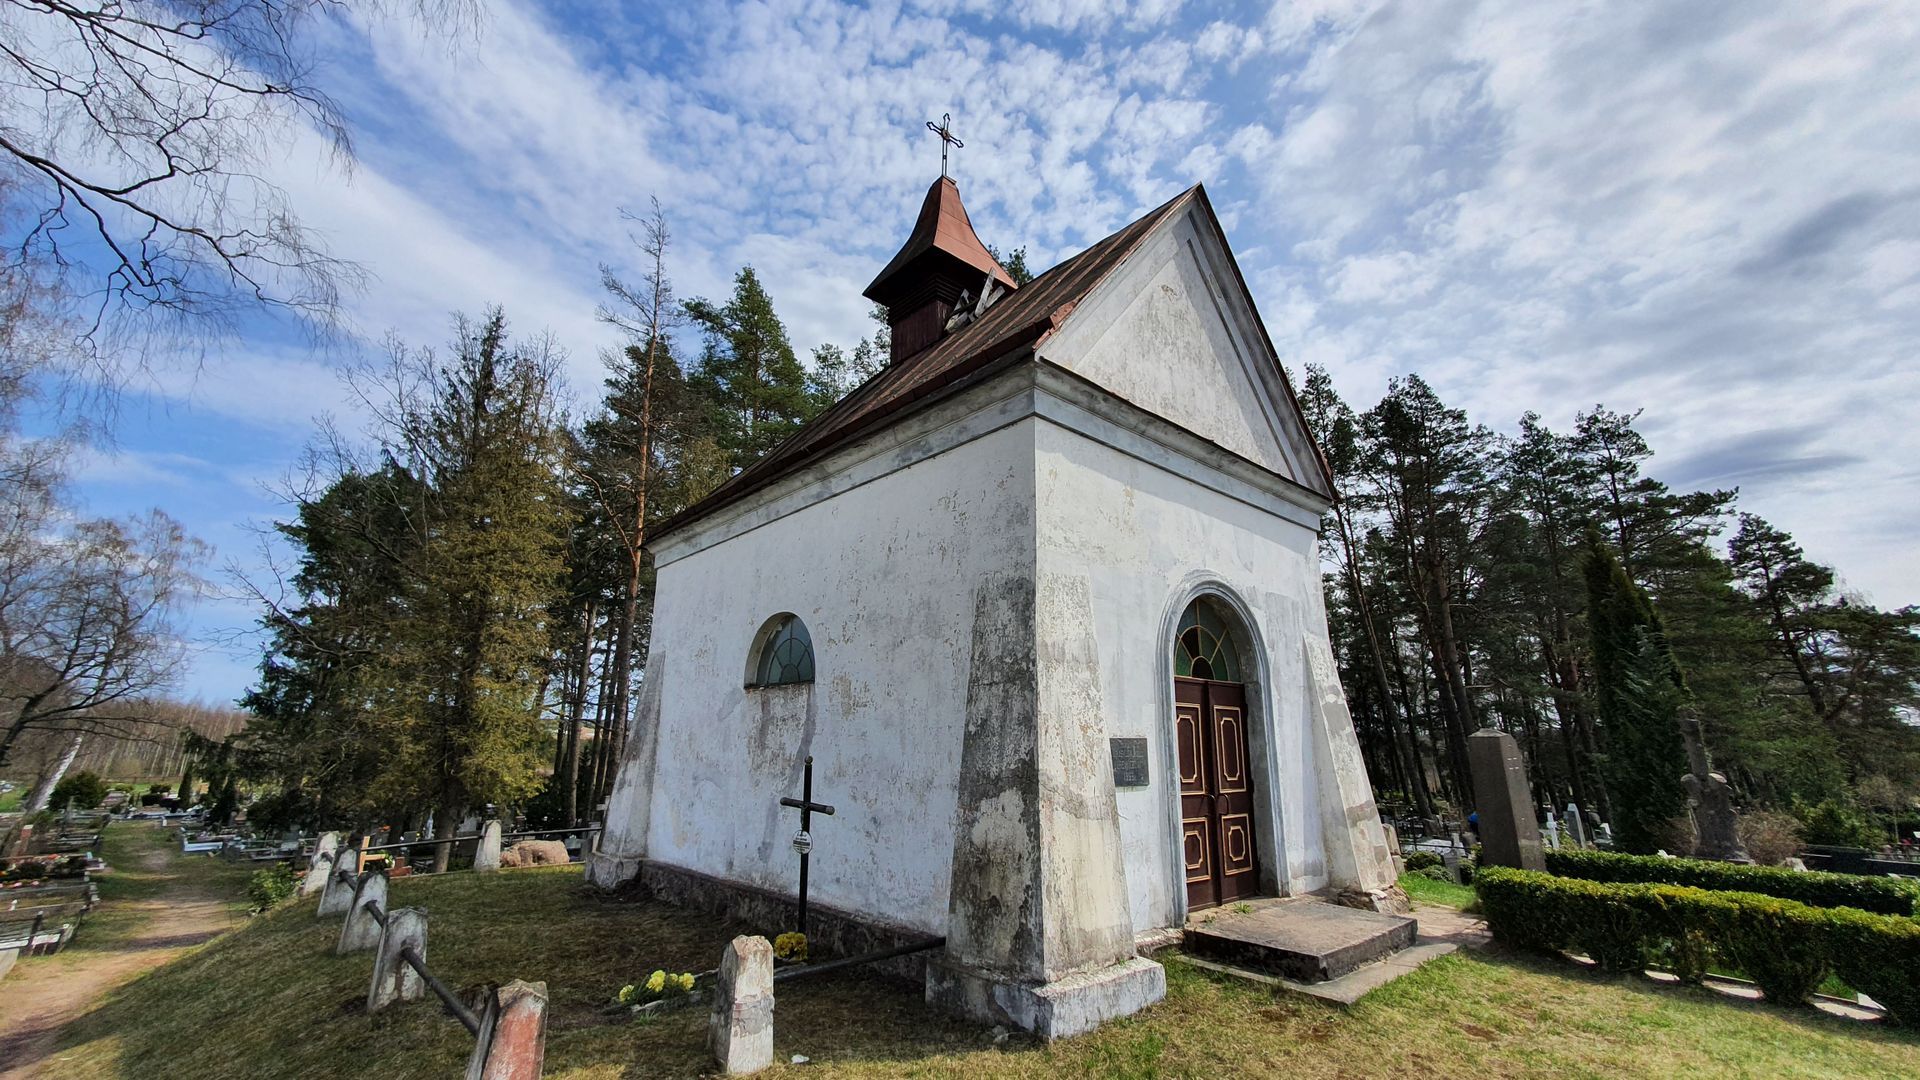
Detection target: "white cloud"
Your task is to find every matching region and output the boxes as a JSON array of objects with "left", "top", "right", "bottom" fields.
[{"left": 36, "top": 0, "right": 1920, "bottom": 701}]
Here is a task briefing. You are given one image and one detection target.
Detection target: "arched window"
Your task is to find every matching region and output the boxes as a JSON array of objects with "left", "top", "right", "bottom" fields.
[
  {"left": 749, "top": 614, "right": 815, "bottom": 687},
  {"left": 1174, "top": 598, "right": 1242, "bottom": 681}
]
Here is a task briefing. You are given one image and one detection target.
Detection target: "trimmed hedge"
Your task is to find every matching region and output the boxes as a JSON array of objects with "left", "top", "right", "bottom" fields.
[
  {"left": 1478, "top": 866, "right": 1920, "bottom": 1023},
  {"left": 1545, "top": 847, "right": 1920, "bottom": 916}
]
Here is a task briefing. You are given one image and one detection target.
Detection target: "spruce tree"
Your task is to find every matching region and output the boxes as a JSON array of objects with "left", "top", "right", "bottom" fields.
[
  {"left": 1583, "top": 528, "right": 1689, "bottom": 853},
  {"left": 394, "top": 310, "right": 568, "bottom": 869},
  {"left": 685, "top": 267, "right": 815, "bottom": 470}
]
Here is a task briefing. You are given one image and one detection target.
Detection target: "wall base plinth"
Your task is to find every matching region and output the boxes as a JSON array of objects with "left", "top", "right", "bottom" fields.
[
  {"left": 584, "top": 852, "right": 643, "bottom": 890},
  {"left": 924, "top": 955, "right": 1165, "bottom": 1040}
]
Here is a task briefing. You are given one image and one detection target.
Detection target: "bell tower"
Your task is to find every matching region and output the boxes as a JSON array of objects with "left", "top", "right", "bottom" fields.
[{"left": 864, "top": 119, "right": 1016, "bottom": 364}]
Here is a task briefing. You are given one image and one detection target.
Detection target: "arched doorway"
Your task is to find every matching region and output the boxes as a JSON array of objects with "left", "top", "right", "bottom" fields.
[{"left": 1173, "top": 597, "right": 1259, "bottom": 911}]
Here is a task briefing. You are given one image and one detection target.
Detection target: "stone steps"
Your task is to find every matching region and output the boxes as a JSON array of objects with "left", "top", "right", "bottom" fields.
[{"left": 1182, "top": 898, "right": 1417, "bottom": 983}]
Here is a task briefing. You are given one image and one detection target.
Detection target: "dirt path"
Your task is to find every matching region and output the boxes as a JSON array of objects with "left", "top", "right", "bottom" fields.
[{"left": 0, "top": 830, "right": 241, "bottom": 1079}]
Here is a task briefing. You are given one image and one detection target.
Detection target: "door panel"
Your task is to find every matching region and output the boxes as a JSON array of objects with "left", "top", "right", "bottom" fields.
[
  {"left": 1176, "top": 678, "right": 1216, "bottom": 911},
  {"left": 1208, "top": 682, "right": 1258, "bottom": 902},
  {"left": 1176, "top": 677, "right": 1259, "bottom": 911}
]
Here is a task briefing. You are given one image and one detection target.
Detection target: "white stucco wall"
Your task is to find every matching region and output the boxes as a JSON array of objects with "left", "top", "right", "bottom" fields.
[
  {"left": 1033, "top": 418, "right": 1335, "bottom": 933},
  {"left": 1040, "top": 203, "right": 1323, "bottom": 494},
  {"left": 642, "top": 420, "right": 1037, "bottom": 935}
]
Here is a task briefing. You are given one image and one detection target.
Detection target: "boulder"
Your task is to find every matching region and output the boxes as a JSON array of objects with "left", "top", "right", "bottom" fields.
[{"left": 500, "top": 840, "right": 571, "bottom": 868}]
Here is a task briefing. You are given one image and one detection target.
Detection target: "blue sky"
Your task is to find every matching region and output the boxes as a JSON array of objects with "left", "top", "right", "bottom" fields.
[{"left": 42, "top": 0, "right": 1920, "bottom": 704}]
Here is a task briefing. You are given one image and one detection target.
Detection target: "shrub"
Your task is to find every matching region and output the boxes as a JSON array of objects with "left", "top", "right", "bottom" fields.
[
  {"left": 1826, "top": 907, "right": 1920, "bottom": 1027},
  {"left": 1477, "top": 869, "right": 1870, "bottom": 1007},
  {"left": 49, "top": 771, "right": 108, "bottom": 811},
  {"left": 1414, "top": 865, "right": 1451, "bottom": 883},
  {"left": 1544, "top": 847, "right": 1919, "bottom": 915},
  {"left": 246, "top": 864, "right": 298, "bottom": 913},
  {"left": 1737, "top": 811, "right": 1803, "bottom": 867},
  {"left": 1704, "top": 893, "right": 1830, "bottom": 1005},
  {"left": 1799, "top": 799, "right": 1883, "bottom": 849},
  {"left": 1404, "top": 851, "right": 1442, "bottom": 872}
]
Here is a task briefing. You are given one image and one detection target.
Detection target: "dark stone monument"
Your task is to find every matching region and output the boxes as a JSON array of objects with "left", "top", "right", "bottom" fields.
[
  {"left": 1680, "top": 714, "right": 1750, "bottom": 863},
  {"left": 1466, "top": 729, "right": 1546, "bottom": 872}
]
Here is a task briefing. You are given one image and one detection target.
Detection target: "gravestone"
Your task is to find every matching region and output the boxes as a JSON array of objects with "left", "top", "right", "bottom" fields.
[
  {"left": 1466, "top": 729, "right": 1545, "bottom": 872},
  {"left": 1543, "top": 809, "right": 1560, "bottom": 850},
  {"left": 474, "top": 820, "right": 503, "bottom": 873},
  {"left": 1565, "top": 803, "right": 1587, "bottom": 848},
  {"left": 316, "top": 858, "right": 357, "bottom": 917},
  {"left": 368, "top": 907, "right": 428, "bottom": 1012},
  {"left": 337, "top": 870, "right": 388, "bottom": 954},
  {"left": 709, "top": 935, "right": 774, "bottom": 1075},
  {"left": 466, "top": 979, "right": 548, "bottom": 1080},
  {"left": 299, "top": 831, "right": 341, "bottom": 897}
]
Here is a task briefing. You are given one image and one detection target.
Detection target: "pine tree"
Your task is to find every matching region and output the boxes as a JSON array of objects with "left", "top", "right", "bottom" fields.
[{"left": 1583, "top": 528, "right": 1688, "bottom": 853}]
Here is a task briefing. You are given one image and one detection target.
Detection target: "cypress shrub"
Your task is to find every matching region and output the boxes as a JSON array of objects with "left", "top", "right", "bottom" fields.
[{"left": 1545, "top": 848, "right": 1920, "bottom": 916}]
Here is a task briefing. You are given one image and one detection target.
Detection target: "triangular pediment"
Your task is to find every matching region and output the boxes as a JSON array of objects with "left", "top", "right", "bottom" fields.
[{"left": 1036, "top": 193, "right": 1328, "bottom": 497}]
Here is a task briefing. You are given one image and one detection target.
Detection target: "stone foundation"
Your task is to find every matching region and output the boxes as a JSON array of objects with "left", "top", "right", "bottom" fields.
[
  {"left": 584, "top": 851, "right": 643, "bottom": 890},
  {"left": 613, "top": 859, "right": 939, "bottom": 984},
  {"left": 924, "top": 955, "right": 1166, "bottom": 1041}
]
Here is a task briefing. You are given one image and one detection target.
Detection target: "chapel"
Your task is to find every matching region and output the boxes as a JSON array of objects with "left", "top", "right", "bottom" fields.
[{"left": 588, "top": 168, "right": 1404, "bottom": 1038}]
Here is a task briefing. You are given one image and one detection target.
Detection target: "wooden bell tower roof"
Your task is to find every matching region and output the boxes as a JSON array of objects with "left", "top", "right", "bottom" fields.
[{"left": 863, "top": 176, "right": 1017, "bottom": 307}]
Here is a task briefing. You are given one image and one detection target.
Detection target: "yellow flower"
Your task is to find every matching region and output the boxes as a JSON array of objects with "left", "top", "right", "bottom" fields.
[
  {"left": 645, "top": 969, "right": 666, "bottom": 994},
  {"left": 616, "top": 984, "right": 637, "bottom": 1005},
  {"left": 774, "top": 932, "right": 808, "bottom": 962},
  {"left": 674, "top": 972, "right": 696, "bottom": 992}
]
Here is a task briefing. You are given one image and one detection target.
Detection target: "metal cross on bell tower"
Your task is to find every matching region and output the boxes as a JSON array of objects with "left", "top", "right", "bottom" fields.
[{"left": 926, "top": 112, "right": 964, "bottom": 179}]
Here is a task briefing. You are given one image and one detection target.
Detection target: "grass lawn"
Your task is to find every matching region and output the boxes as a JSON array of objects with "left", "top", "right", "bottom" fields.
[
  {"left": 38, "top": 865, "right": 1920, "bottom": 1079},
  {"left": 1399, "top": 870, "right": 1476, "bottom": 909},
  {"left": 0, "top": 783, "right": 25, "bottom": 812}
]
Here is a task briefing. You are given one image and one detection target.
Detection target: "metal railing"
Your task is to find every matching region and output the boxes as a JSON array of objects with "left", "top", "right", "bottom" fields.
[{"left": 328, "top": 861, "right": 481, "bottom": 1033}]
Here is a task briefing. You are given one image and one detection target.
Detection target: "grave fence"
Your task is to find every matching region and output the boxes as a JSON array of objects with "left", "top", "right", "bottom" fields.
[{"left": 306, "top": 825, "right": 551, "bottom": 1079}]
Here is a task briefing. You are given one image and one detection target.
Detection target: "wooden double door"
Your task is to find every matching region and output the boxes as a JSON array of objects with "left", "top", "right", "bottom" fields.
[{"left": 1176, "top": 677, "right": 1259, "bottom": 910}]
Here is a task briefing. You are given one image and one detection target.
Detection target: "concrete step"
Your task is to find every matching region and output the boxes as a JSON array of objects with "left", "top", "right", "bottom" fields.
[{"left": 1183, "top": 899, "right": 1417, "bottom": 983}]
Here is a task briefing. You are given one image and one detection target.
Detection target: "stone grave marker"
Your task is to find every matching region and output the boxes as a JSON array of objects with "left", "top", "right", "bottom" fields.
[
  {"left": 474, "top": 820, "right": 503, "bottom": 873},
  {"left": 1466, "top": 729, "right": 1545, "bottom": 872},
  {"left": 316, "top": 856, "right": 358, "bottom": 917},
  {"left": 368, "top": 907, "right": 429, "bottom": 1011},
  {"left": 299, "top": 831, "right": 341, "bottom": 897},
  {"left": 709, "top": 935, "right": 774, "bottom": 1075},
  {"left": 467, "top": 980, "right": 548, "bottom": 1080},
  {"left": 337, "top": 870, "right": 389, "bottom": 954}
]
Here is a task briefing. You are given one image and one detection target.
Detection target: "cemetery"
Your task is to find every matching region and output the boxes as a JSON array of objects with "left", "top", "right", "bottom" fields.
[{"left": 2, "top": 5, "right": 1919, "bottom": 1078}]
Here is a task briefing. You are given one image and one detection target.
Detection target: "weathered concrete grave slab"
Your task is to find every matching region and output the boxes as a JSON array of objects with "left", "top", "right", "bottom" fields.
[
  {"left": 709, "top": 935, "right": 774, "bottom": 1075},
  {"left": 474, "top": 820, "right": 503, "bottom": 873},
  {"left": 316, "top": 858, "right": 358, "bottom": 917},
  {"left": 337, "top": 870, "right": 388, "bottom": 954},
  {"left": 299, "top": 831, "right": 341, "bottom": 897},
  {"left": 368, "top": 906, "right": 428, "bottom": 1011},
  {"left": 467, "top": 979, "right": 548, "bottom": 1080},
  {"left": 1184, "top": 899, "right": 1417, "bottom": 983}
]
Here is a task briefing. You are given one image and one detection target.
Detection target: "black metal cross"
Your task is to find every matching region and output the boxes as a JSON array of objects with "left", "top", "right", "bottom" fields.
[
  {"left": 779, "top": 755, "right": 835, "bottom": 937},
  {"left": 926, "top": 112, "right": 964, "bottom": 179}
]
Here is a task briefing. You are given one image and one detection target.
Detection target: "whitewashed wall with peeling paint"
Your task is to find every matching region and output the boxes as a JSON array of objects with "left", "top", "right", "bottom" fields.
[
  {"left": 1035, "top": 420, "right": 1335, "bottom": 933},
  {"left": 641, "top": 419, "right": 1036, "bottom": 935}
]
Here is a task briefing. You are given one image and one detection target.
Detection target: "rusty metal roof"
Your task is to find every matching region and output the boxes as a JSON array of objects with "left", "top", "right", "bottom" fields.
[
  {"left": 864, "top": 176, "right": 1017, "bottom": 304},
  {"left": 653, "top": 182, "right": 1335, "bottom": 542}
]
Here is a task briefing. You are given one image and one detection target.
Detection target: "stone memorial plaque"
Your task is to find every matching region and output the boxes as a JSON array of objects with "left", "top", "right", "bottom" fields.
[{"left": 1110, "top": 738, "right": 1150, "bottom": 788}]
